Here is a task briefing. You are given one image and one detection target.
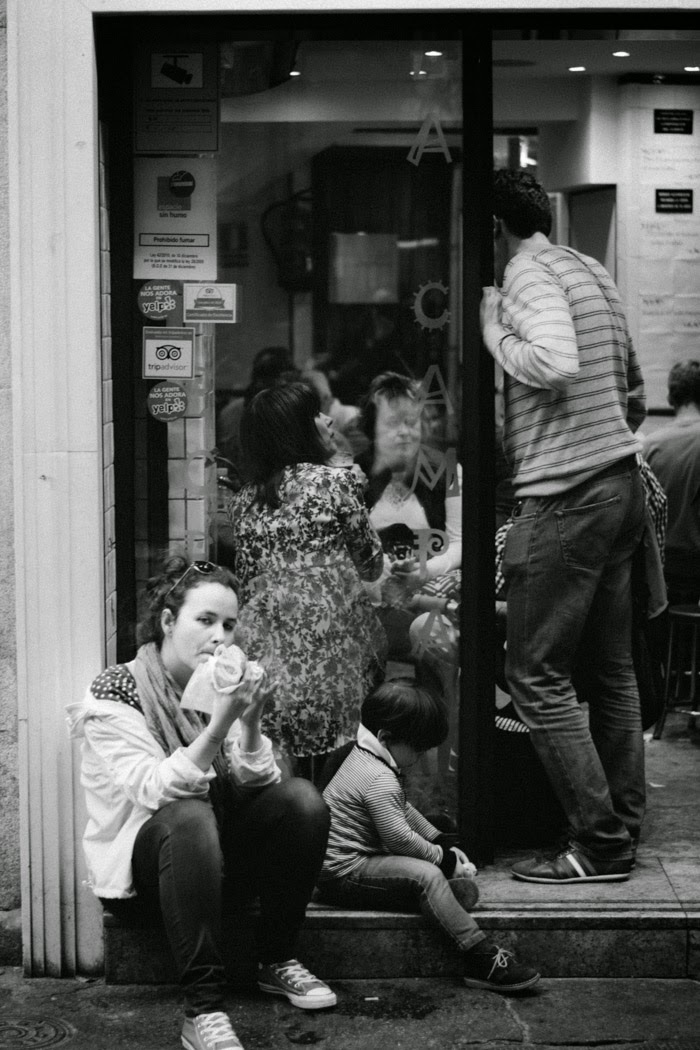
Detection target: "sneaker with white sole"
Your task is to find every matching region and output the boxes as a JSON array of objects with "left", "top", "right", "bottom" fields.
[
  {"left": 257, "top": 959, "right": 337, "bottom": 1010},
  {"left": 181, "top": 1011, "right": 243, "bottom": 1050},
  {"left": 511, "top": 846, "right": 632, "bottom": 883}
]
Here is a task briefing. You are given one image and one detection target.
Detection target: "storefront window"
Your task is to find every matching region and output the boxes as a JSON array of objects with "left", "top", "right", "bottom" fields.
[{"left": 115, "top": 25, "right": 464, "bottom": 818}]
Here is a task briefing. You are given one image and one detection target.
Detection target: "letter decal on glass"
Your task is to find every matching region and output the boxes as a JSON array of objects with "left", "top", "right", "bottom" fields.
[
  {"left": 407, "top": 113, "right": 453, "bottom": 166},
  {"left": 413, "top": 527, "right": 449, "bottom": 575},
  {"left": 417, "top": 363, "right": 454, "bottom": 416},
  {"left": 412, "top": 607, "right": 456, "bottom": 660},
  {"left": 412, "top": 281, "right": 450, "bottom": 331},
  {"left": 408, "top": 446, "right": 460, "bottom": 498}
]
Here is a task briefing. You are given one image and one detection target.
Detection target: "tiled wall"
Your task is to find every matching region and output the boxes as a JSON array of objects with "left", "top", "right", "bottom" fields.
[
  {"left": 133, "top": 325, "right": 218, "bottom": 585},
  {"left": 99, "top": 123, "right": 117, "bottom": 667}
]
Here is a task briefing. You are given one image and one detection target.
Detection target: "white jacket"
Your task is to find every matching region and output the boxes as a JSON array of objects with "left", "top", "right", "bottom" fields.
[{"left": 66, "top": 678, "right": 281, "bottom": 899}]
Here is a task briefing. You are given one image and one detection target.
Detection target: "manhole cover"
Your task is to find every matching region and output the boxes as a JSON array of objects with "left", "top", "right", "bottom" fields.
[{"left": 0, "top": 1020, "right": 74, "bottom": 1048}]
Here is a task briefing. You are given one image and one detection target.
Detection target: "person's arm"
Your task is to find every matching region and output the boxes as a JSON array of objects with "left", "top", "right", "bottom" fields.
[
  {"left": 405, "top": 806, "right": 477, "bottom": 876},
  {"left": 481, "top": 258, "right": 580, "bottom": 391},
  {"left": 205, "top": 667, "right": 281, "bottom": 787},
  {"left": 364, "top": 774, "right": 443, "bottom": 863},
  {"left": 334, "top": 470, "right": 384, "bottom": 581},
  {"left": 405, "top": 801, "right": 442, "bottom": 840},
  {"left": 184, "top": 671, "right": 258, "bottom": 773},
  {"left": 82, "top": 711, "right": 216, "bottom": 811},
  {"left": 625, "top": 337, "right": 647, "bottom": 433}
]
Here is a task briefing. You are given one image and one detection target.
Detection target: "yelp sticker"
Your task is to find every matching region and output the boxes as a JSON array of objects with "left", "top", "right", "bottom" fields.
[
  {"left": 138, "top": 280, "right": 181, "bottom": 319},
  {"left": 147, "top": 381, "right": 187, "bottom": 422}
]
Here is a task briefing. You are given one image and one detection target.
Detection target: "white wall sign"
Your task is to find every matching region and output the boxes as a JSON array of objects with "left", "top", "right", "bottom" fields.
[
  {"left": 134, "top": 156, "right": 217, "bottom": 279},
  {"left": 142, "top": 326, "right": 195, "bottom": 379},
  {"left": 183, "top": 282, "right": 238, "bottom": 322},
  {"left": 134, "top": 42, "right": 219, "bottom": 153}
]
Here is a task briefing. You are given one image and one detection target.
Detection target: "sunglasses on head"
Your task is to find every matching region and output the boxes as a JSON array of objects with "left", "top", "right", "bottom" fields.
[{"left": 164, "top": 560, "right": 217, "bottom": 601}]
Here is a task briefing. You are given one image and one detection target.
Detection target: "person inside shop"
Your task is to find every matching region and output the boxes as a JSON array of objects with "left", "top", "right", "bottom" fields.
[
  {"left": 316, "top": 678, "right": 541, "bottom": 994},
  {"left": 226, "top": 380, "right": 387, "bottom": 783},
  {"left": 643, "top": 359, "right": 700, "bottom": 605},
  {"left": 355, "top": 370, "right": 462, "bottom": 663},
  {"left": 480, "top": 168, "right": 646, "bottom": 885},
  {"left": 217, "top": 346, "right": 299, "bottom": 482},
  {"left": 67, "top": 555, "right": 336, "bottom": 1050},
  {"left": 300, "top": 365, "right": 368, "bottom": 459}
]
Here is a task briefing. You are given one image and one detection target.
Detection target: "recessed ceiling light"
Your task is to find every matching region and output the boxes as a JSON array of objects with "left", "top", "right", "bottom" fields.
[
  {"left": 613, "top": 51, "right": 630, "bottom": 58},
  {"left": 569, "top": 66, "right": 586, "bottom": 72},
  {"left": 289, "top": 69, "right": 301, "bottom": 77},
  {"left": 685, "top": 65, "right": 700, "bottom": 72},
  {"left": 425, "top": 50, "right": 443, "bottom": 57}
]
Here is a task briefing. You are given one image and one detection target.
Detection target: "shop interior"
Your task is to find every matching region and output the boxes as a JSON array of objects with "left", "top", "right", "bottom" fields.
[{"left": 96, "top": 18, "right": 700, "bottom": 859}]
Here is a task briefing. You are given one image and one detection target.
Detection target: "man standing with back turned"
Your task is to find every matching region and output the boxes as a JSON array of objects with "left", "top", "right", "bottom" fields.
[{"left": 480, "top": 169, "right": 647, "bottom": 883}]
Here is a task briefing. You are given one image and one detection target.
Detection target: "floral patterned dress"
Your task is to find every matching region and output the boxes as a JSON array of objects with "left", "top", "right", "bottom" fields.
[{"left": 227, "top": 463, "right": 387, "bottom": 757}]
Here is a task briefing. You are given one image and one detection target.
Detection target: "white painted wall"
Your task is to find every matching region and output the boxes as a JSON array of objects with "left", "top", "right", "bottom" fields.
[{"left": 0, "top": 0, "right": 21, "bottom": 963}]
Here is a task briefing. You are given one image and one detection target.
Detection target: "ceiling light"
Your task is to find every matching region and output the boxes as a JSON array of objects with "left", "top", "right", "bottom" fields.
[
  {"left": 685, "top": 66, "right": 700, "bottom": 72},
  {"left": 613, "top": 51, "right": 630, "bottom": 57},
  {"left": 425, "top": 50, "right": 443, "bottom": 57},
  {"left": 568, "top": 66, "right": 586, "bottom": 72}
]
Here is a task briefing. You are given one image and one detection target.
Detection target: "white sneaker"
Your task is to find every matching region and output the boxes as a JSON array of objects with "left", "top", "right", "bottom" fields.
[
  {"left": 181, "top": 1012, "right": 243, "bottom": 1050},
  {"left": 257, "top": 959, "right": 337, "bottom": 1010}
]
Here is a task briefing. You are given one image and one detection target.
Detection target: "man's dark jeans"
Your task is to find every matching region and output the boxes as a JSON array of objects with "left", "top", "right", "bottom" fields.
[{"left": 503, "top": 456, "right": 646, "bottom": 861}]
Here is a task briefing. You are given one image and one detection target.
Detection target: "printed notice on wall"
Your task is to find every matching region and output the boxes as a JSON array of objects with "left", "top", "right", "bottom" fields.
[
  {"left": 142, "top": 326, "right": 195, "bottom": 380},
  {"left": 134, "top": 157, "right": 217, "bottom": 280},
  {"left": 655, "top": 188, "right": 694, "bottom": 214},
  {"left": 134, "top": 42, "right": 219, "bottom": 153},
  {"left": 622, "top": 94, "right": 700, "bottom": 410},
  {"left": 654, "top": 109, "right": 694, "bottom": 135},
  {"left": 183, "top": 283, "right": 238, "bottom": 323}
]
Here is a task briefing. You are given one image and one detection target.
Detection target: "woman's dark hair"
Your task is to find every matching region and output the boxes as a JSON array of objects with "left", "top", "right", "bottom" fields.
[
  {"left": 493, "top": 168, "right": 552, "bottom": 239},
  {"left": 136, "top": 553, "right": 238, "bottom": 647},
  {"left": 240, "top": 380, "right": 332, "bottom": 507},
  {"left": 359, "top": 371, "right": 419, "bottom": 445},
  {"left": 244, "top": 346, "right": 299, "bottom": 404},
  {"left": 361, "top": 678, "right": 449, "bottom": 752},
  {"left": 668, "top": 360, "right": 700, "bottom": 410}
]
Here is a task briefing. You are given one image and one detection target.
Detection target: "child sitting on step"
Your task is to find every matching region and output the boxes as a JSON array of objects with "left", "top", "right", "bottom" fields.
[{"left": 316, "top": 679, "right": 540, "bottom": 993}]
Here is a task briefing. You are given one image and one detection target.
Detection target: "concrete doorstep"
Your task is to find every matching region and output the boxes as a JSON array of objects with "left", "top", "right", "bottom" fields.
[{"left": 104, "top": 709, "right": 700, "bottom": 986}]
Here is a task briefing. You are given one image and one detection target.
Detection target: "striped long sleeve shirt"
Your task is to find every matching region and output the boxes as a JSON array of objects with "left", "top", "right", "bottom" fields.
[
  {"left": 484, "top": 244, "right": 646, "bottom": 497},
  {"left": 320, "top": 741, "right": 443, "bottom": 881}
]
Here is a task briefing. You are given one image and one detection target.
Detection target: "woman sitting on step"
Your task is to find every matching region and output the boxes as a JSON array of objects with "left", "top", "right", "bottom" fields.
[{"left": 67, "top": 554, "right": 336, "bottom": 1050}]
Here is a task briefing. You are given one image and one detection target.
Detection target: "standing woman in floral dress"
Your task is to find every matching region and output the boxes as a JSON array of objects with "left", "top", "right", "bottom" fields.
[{"left": 227, "top": 380, "right": 386, "bottom": 780}]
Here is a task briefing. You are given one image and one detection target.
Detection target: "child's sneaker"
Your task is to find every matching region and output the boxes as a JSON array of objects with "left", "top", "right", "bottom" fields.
[
  {"left": 257, "top": 959, "right": 337, "bottom": 1009},
  {"left": 463, "top": 942, "right": 540, "bottom": 993},
  {"left": 181, "top": 1011, "right": 243, "bottom": 1050}
]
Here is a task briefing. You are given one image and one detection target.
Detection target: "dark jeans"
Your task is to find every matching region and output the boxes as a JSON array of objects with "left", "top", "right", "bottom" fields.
[
  {"left": 117, "top": 779, "right": 329, "bottom": 1017},
  {"left": 503, "top": 456, "right": 646, "bottom": 861}
]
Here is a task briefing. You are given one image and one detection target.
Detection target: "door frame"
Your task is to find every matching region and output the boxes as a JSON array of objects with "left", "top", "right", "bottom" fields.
[{"left": 8, "top": 0, "right": 666, "bottom": 976}]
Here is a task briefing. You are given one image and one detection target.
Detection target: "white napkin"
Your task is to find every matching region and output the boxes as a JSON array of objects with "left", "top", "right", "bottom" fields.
[{"left": 180, "top": 643, "right": 264, "bottom": 714}]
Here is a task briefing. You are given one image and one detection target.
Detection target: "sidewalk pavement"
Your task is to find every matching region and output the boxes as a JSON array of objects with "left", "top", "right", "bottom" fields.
[
  {"left": 3, "top": 968, "right": 700, "bottom": 1050},
  {"left": 2, "top": 712, "right": 699, "bottom": 1049}
]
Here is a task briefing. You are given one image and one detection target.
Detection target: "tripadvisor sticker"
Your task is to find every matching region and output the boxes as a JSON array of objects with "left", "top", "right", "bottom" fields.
[
  {"left": 147, "top": 381, "right": 187, "bottom": 422},
  {"left": 138, "top": 280, "right": 181, "bottom": 319}
]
